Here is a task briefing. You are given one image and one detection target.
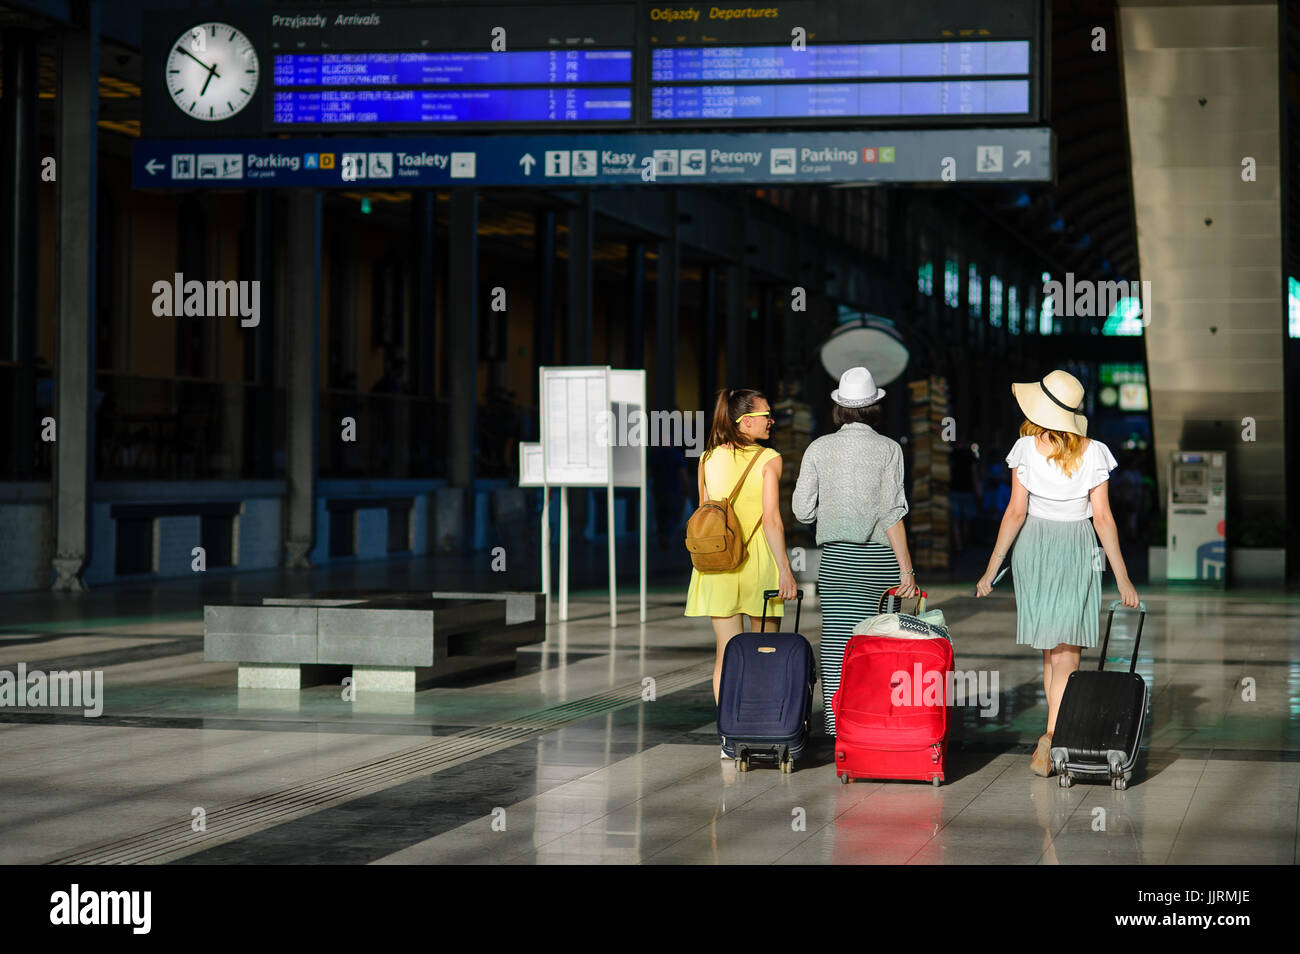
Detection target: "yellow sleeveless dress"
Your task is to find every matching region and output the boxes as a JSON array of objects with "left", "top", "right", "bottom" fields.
[{"left": 684, "top": 444, "right": 784, "bottom": 619}]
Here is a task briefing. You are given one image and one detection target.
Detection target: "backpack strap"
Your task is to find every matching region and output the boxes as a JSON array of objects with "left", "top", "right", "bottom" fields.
[
  {"left": 729, "top": 450, "right": 767, "bottom": 546},
  {"left": 723, "top": 447, "right": 764, "bottom": 502},
  {"left": 703, "top": 447, "right": 767, "bottom": 546}
]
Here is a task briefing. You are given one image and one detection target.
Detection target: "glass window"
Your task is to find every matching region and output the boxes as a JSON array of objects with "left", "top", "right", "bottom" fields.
[
  {"left": 968, "top": 263, "right": 982, "bottom": 317},
  {"left": 1040, "top": 272, "right": 1054, "bottom": 335},
  {"left": 1008, "top": 285, "right": 1020, "bottom": 335},
  {"left": 1290, "top": 276, "right": 1299, "bottom": 337},
  {"left": 917, "top": 261, "right": 933, "bottom": 296},
  {"left": 989, "top": 275, "right": 1003, "bottom": 328},
  {"left": 944, "top": 259, "right": 960, "bottom": 308}
]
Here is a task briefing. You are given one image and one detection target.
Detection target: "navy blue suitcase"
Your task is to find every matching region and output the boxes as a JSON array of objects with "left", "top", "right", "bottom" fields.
[{"left": 717, "top": 589, "right": 815, "bottom": 773}]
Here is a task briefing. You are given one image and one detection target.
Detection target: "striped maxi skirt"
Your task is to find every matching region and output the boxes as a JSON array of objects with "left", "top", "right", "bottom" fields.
[{"left": 817, "top": 541, "right": 899, "bottom": 736}]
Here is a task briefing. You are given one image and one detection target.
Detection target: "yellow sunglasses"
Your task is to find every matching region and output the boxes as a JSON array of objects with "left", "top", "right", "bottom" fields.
[{"left": 735, "top": 411, "right": 772, "bottom": 423}]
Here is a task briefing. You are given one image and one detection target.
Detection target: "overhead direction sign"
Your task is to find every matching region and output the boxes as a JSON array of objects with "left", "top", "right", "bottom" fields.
[{"left": 134, "top": 127, "right": 1053, "bottom": 188}]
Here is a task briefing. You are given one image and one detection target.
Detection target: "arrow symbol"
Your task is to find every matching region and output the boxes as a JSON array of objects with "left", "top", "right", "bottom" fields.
[
  {"left": 145, "top": 159, "right": 163, "bottom": 175},
  {"left": 519, "top": 153, "right": 536, "bottom": 175},
  {"left": 1013, "top": 150, "right": 1030, "bottom": 168}
]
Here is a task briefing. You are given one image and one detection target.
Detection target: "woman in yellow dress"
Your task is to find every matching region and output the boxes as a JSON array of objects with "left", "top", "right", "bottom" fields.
[{"left": 685, "top": 388, "right": 798, "bottom": 706}]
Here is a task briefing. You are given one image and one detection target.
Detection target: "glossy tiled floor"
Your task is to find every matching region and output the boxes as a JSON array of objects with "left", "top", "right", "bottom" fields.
[{"left": 1, "top": 573, "right": 1297, "bottom": 864}]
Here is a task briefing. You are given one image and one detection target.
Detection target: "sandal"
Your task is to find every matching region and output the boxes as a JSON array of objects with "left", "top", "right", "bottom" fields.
[{"left": 1030, "top": 732, "right": 1054, "bottom": 776}]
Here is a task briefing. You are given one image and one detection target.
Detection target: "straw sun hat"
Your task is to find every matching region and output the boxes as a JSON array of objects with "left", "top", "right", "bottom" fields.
[{"left": 1011, "top": 370, "right": 1088, "bottom": 437}]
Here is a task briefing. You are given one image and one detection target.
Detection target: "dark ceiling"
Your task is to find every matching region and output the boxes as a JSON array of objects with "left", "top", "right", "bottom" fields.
[{"left": 975, "top": 0, "right": 1140, "bottom": 285}]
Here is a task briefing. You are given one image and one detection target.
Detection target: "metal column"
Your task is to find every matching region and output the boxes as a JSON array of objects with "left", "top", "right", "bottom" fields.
[
  {"left": 656, "top": 194, "right": 680, "bottom": 410},
  {"left": 2, "top": 30, "right": 39, "bottom": 480},
  {"left": 51, "top": 11, "right": 100, "bottom": 590},
  {"left": 566, "top": 195, "right": 593, "bottom": 364},
  {"left": 447, "top": 190, "right": 478, "bottom": 548},
  {"left": 283, "top": 191, "right": 322, "bottom": 568}
]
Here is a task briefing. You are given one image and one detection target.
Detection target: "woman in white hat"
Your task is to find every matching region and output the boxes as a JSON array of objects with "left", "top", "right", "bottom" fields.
[
  {"left": 792, "top": 367, "right": 917, "bottom": 738},
  {"left": 976, "top": 369, "right": 1140, "bottom": 776}
]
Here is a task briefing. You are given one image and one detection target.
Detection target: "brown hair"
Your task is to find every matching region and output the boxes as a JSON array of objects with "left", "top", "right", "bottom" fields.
[
  {"left": 703, "top": 388, "right": 766, "bottom": 459},
  {"left": 1020, "top": 419, "right": 1086, "bottom": 477},
  {"left": 832, "top": 402, "right": 883, "bottom": 428}
]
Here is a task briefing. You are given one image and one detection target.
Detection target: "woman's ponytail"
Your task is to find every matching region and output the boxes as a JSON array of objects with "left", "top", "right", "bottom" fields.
[{"left": 703, "top": 387, "right": 766, "bottom": 458}]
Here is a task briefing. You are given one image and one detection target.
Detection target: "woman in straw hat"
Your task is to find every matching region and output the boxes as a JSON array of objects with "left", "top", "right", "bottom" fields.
[
  {"left": 793, "top": 367, "right": 917, "bottom": 738},
  {"left": 976, "top": 370, "right": 1140, "bottom": 776}
]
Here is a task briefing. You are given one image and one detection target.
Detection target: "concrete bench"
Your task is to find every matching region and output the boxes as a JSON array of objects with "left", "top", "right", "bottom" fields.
[{"left": 204, "top": 591, "right": 545, "bottom": 691}]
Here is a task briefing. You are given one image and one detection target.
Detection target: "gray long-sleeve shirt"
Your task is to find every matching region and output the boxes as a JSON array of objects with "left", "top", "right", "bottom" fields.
[{"left": 791, "top": 422, "right": 909, "bottom": 546}]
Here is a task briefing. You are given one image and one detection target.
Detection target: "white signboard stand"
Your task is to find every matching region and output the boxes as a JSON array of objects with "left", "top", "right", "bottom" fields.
[{"left": 530, "top": 366, "right": 647, "bottom": 627}]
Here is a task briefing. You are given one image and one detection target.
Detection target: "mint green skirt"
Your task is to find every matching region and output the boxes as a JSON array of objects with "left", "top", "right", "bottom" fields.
[{"left": 1011, "top": 515, "right": 1102, "bottom": 650}]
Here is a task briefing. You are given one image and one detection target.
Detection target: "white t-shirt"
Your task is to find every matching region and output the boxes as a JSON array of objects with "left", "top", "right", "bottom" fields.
[{"left": 1005, "top": 435, "right": 1118, "bottom": 521}]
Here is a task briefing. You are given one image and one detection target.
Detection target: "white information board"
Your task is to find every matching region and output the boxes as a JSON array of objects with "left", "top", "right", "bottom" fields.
[
  {"left": 530, "top": 366, "right": 648, "bottom": 627},
  {"left": 541, "top": 366, "right": 609, "bottom": 487},
  {"left": 518, "top": 442, "right": 545, "bottom": 487}
]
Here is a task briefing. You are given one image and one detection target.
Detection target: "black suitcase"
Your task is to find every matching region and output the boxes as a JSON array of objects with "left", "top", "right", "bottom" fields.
[
  {"left": 1050, "top": 601, "right": 1148, "bottom": 790},
  {"left": 717, "top": 589, "right": 815, "bottom": 773}
]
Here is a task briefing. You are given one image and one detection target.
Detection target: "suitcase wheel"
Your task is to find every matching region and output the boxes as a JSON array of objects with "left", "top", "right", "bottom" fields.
[
  {"left": 838, "top": 773, "right": 850, "bottom": 784},
  {"left": 1057, "top": 773, "right": 1073, "bottom": 788},
  {"left": 737, "top": 756, "right": 749, "bottom": 772},
  {"left": 931, "top": 775, "right": 942, "bottom": 787},
  {"left": 1113, "top": 777, "right": 1128, "bottom": 791},
  {"left": 780, "top": 758, "right": 794, "bottom": 774}
]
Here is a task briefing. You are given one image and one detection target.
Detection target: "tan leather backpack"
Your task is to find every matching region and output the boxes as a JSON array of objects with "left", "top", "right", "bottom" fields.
[{"left": 685, "top": 448, "right": 765, "bottom": 573}]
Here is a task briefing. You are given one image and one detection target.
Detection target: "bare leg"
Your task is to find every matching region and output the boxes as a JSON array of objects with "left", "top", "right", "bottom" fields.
[
  {"left": 1042, "top": 649, "right": 1052, "bottom": 715},
  {"left": 711, "top": 615, "right": 744, "bottom": 703},
  {"left": 1046, "top": 644, "right": 1082, "bottom": 733}
]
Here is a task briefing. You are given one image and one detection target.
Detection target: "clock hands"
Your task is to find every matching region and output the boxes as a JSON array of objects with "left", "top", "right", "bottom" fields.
[{"left": 175, "top": 45, "right": 222, "bottom": 97}]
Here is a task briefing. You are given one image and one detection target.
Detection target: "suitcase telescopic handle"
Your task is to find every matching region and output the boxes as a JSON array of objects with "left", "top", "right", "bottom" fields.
[
  {"left": 877, "top": 586, "right": 928, "bottom": 616},
  {"left": 1098, "top": 600, "right": 1148, "bottom": 674},
  {"left": 761, "top": 588, "right": 803, "bottom": 633}
]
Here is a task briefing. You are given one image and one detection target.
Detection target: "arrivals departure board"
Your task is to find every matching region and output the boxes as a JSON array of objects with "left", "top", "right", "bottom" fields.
[{"left": 141, "top": 1, "right": 1045, "bottom": 137}]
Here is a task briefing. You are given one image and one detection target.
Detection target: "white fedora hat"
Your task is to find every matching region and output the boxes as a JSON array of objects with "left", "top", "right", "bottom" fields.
[
  {"left": 1012, "top": 369, "right": 1088, "bottom": 437},
  {"left": 831, "top": 366, "right": 885, "bottom": 408}
]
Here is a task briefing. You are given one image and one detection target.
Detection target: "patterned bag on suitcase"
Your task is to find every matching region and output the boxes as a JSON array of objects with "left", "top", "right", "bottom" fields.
[{"left": 833, "top": 588, "right": 952, "bottom": 785}]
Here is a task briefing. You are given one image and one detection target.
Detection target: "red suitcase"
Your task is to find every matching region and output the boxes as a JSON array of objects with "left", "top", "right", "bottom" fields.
[{"left": 832, "top": 589, "right": 952, "bottom": 786}]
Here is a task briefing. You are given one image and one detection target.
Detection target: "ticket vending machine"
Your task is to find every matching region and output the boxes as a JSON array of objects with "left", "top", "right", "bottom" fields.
[{"left": 1166, "top": 451, "right": 1227, "bottom": 584}]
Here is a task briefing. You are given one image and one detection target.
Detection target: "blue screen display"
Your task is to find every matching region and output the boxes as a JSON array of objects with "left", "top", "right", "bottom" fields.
[
  {"left": 273, "top": 50, "right": 633, "bottom": 87},
  {"left": 272, "top": 88, "right": 633, "bottom": 124},
  {"left": 650, "top": 41, "right": 1030, "bottom": 82},
  {"left": 650, "top": 80, "right": 1030, "bottom": 120}
]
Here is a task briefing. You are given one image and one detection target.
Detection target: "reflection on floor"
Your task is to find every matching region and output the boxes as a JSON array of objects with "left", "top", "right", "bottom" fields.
[{"left": 1, "top": 577, "right": 1296, "bottom": 864}]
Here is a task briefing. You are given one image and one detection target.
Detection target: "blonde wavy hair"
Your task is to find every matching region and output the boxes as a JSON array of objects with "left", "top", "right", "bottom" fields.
[{"left": 1020, "top": 420, "right": 1086, "bottom": 477}]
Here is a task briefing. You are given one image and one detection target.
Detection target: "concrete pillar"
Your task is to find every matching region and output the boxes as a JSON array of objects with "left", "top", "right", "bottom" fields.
[
  {"left": 566, "top": 195, "right": 593, "bottom": 364},
  {"left": 283, "top": 191, "right": 322, "bottom": 568},
  {"left": 51, "top": 11, "right": 100, "bottom": 591},
  {"left": 1, "top": 30, "right": 39, "bottom": 480},
  {"left": 446, "top": 190, "right": 478, "bottom": 547}
]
